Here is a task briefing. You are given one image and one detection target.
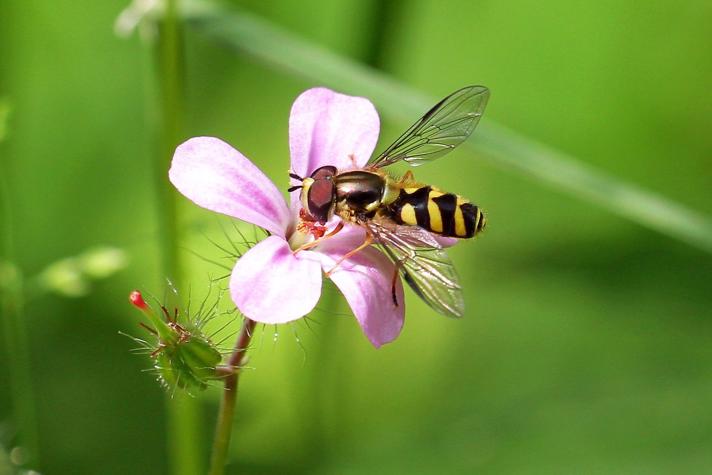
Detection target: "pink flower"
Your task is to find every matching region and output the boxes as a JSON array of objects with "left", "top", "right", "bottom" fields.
[{"left": 169, "top": 88, "right": 405, "bottom": 347}]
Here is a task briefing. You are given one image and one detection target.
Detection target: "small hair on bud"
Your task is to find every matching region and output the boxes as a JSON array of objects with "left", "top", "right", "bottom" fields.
[{"left": 129, "top": 290, "right": 148, "bottom": 310}]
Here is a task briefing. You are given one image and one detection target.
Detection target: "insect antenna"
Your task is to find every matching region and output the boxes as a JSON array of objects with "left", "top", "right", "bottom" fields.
[
  {"left": 287, "top": 185, "right": 303, "bottom": 192},
  {"left": 289, "top": 172, "right": 303, "bottom": 181}
]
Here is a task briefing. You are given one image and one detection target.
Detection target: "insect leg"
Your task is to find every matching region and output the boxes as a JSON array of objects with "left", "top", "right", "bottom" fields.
[
  {"left": 325, "top": 228, "right": 374, "bottom": 277},
  {"left": 399, "top": 170, "right": 415, "bottom": 184}
]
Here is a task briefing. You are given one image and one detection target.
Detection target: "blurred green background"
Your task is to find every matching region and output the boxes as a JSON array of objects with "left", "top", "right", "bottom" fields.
[{"left": 1, "top": 1, "right": 711, "bottom": 474}]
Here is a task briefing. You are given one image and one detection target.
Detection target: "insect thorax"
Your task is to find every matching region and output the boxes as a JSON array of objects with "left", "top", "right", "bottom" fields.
[{"left": 333, "top": 170, "right": 390, "bottom": 220}]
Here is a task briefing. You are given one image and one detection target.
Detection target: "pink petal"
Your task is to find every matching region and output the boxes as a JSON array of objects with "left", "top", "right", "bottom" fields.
[
  {"left": 316, "top": 219, "right": 368, "bottom": 248},
  {"left": 170, "top": 137, "right": 290, "bottom": 237},
  {"left": 289, "top": 88, "right": 380, "bottom": 204},
  {"left": 318, "top": 243, "right": 405, "bottom": 348},
  {"left": 230, "top": 236, "right": 323, "bottom": 324}
]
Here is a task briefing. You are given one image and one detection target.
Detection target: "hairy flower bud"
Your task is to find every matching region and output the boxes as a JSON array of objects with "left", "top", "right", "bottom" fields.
[{"left": 127, "top": 290, "right": 223, "bottom": 393}]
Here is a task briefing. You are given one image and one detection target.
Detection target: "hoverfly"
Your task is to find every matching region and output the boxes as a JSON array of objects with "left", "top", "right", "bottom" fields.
[{"left": 289, "top": 85, "right": 489, "bottom": 317}]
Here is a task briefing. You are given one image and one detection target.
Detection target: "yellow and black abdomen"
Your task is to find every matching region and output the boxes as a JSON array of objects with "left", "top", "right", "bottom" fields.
[{"left": 388, "top": 186, "right": 485, "bottom": 238}]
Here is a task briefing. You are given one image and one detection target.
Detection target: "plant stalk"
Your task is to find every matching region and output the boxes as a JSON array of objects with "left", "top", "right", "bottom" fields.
[
  {"left": 208, "top": 318, "right": 257, "bottom": 475},
  {"left": 149, "top": 1, "right": 204, "bottom": 474}
]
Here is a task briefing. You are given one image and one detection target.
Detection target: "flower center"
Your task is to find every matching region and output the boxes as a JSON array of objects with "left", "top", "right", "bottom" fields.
[
  {"left": 287, "top": 209, "right": 328, "bottom": 251},
  {"left": 287, "top": 227, "right": 311, "bottom": 250}
]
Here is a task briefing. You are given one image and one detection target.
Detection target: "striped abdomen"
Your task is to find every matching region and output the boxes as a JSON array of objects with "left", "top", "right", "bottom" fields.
[{"left": 388, "top": 186, "right": 485, "bottom": 238}]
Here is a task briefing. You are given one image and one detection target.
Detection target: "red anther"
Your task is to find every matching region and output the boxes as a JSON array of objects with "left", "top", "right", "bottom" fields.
[
  {"left": 299, "top": 208, "right": 315, "bottom": 222},
  {"left": 129, "top": 290, "right": 148, "bottom": 310},
  {"left": 298, "top": 208, "right": 327, "bottom": 239}
]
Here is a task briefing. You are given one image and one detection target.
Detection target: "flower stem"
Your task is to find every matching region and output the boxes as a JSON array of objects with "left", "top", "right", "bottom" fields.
[
  {"left": 208, "top": 317, "right": 257, "bottom": 475},
  {"left": 155, "top": 0, "right": 183, "bottom": 278}
]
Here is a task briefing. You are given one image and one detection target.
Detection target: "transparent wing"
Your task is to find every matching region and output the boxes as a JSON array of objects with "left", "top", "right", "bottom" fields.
[
  {"left": 367, "top": 221, "right": 464, "bottom": 318},
  {"left": 366, "top": 85, "right": 490, "bottom": 169}
]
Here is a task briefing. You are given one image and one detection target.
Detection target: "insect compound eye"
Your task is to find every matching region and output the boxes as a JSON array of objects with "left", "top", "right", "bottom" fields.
[
  {"left": 310, "top": 165, "right": 337, "bottom": 181},
  {"left": 307, "top": 178, "right": 335, "bottom": 224}
]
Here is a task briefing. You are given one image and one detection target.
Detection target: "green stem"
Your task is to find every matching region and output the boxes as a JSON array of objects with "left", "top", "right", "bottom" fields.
[
  {"left": 148, "top": 1, "right": 203, "bottom": 474},
  {"left": 0, "top": 168, "right": 39, "bottom": 467},
  {"left": 156, "top": 0, "right": 183, "bottom": 279},
  {"left": 208, "top": 318, "right": 256, "bottom": 475}
]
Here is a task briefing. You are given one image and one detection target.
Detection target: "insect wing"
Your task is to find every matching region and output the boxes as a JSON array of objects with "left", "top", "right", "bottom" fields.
[
  {"left": 368, "top": 222, "right": 464, "bottom": 318},
  {"left": 367, "top": 85, "right": 489, "bottom": 169}
]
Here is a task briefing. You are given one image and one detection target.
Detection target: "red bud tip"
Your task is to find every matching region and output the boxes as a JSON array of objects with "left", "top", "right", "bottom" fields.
[{"left": 129, "top": 290, "right": 148, "bottom": 310}]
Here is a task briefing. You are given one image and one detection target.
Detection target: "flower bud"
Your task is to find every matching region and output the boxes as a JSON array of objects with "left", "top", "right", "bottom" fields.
[
  {"left": 155, "top": 332, "right": 222, "bottom": 391},
  {"left": 127, "top": 290, "right": 223, "bottom": 393}
]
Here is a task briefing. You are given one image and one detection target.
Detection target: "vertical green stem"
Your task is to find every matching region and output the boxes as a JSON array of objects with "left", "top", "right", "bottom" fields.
[
  {"left": 208, "top": 318, "right": 257, "bottom": 475},
  {"left": 0, "top": 172, "right": 39, "bottom": 468},
  {"left": 155, "top": 0, "right": 183, "bottom": 278},
  {"left": 149, "top": 1, "right": 203, "bottom": 474}
]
